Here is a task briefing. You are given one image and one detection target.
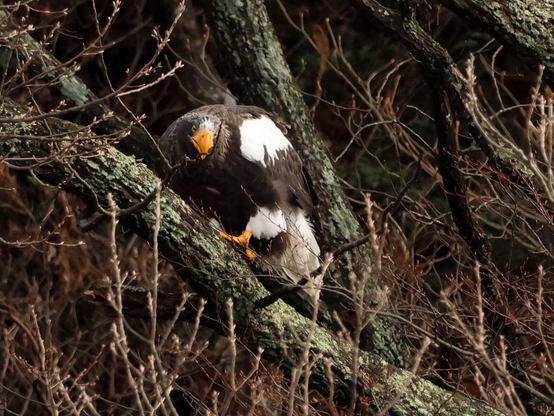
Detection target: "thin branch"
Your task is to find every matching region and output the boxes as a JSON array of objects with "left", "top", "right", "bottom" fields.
[{"left": 333, "top": 158, "right": 421, "bottom": 258}]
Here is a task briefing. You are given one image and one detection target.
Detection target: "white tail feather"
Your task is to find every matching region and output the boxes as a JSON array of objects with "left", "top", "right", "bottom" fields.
[{"left": 279, "top": 209, "right": 321, "bottom": 296}]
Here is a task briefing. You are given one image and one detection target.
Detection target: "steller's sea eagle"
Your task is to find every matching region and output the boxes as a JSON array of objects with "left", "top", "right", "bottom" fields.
[{"left": 159, "top": 105, "right": 320, "bottom": 291}]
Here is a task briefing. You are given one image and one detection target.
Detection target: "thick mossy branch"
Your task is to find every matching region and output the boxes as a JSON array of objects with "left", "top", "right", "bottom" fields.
[
  {"left": 438, "top": 0, "right": 554, "bottom": 84},
  {"left": 0, "top": 99, "right": 501, "bottom": 415}
]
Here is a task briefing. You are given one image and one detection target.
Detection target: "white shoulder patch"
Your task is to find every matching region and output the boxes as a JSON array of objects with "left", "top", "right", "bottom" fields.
[{"left": 239, "top": 116, "right": 292, "bottom": 167}]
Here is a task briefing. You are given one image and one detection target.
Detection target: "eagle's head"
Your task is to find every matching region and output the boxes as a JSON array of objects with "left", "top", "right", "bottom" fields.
[{"left": 164, "top": 111, "right": 223, "bottom": 162}]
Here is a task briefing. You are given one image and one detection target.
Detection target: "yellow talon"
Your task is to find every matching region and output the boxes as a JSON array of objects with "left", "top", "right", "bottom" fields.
[
  {"left": 244, "top": 248, "right": 256, "bottom": 260},
  {"left": 220, "top": 230, "right": 255, "bottom": 259},
  {"left": 219, "top": 230, "right": 252, "bottom": 245}
]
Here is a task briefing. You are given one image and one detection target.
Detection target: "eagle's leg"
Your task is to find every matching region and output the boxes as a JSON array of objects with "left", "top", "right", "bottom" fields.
[{"left": 219, "top": 230, "right": 256, "bottom": 260}]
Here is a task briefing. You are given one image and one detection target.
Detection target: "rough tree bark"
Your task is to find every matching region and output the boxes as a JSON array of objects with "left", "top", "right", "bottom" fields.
[
  {"left": 438, "top": 0, "right": 554, "bottom": 85},
  {"left": 204, "top": 0, "right": 361, "bottom": 247},
  {"left": 0, "top": 98, "right": 501, "bottom": 415}
]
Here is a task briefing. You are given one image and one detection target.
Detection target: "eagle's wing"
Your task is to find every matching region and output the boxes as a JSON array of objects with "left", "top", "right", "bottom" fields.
[{"left": 230, "top": 106, "right": 317, "bottom": 215}]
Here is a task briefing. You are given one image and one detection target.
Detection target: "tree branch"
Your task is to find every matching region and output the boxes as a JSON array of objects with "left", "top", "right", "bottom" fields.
[{"left": 438, "top": 0, "right": 554, "bottom": 85}]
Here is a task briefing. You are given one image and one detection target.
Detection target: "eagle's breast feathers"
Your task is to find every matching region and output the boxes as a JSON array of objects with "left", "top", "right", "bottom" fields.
[{"left": 159, "top": 105, "right": 321, "bottom": 286}]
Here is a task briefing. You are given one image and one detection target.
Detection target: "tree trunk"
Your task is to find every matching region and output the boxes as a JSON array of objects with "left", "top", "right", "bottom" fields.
[{"left": 204, "top": 0, "right": 408, "bottom": 367}]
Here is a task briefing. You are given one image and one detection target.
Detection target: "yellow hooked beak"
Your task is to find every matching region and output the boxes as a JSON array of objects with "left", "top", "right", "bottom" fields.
[{"left": 191, "top": 129, "right": 214, "bottom": 160}]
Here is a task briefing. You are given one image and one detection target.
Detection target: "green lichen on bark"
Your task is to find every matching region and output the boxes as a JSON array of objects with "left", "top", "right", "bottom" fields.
[{"left": 440, "top": 0, "right": 554, "bottom": 82}]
